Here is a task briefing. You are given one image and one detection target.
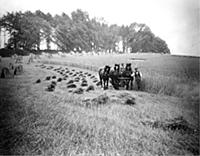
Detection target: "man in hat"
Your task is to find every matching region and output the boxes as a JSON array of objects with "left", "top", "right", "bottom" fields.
[{"left": 133, "top": 67, "right": 142, "bottom": 90}]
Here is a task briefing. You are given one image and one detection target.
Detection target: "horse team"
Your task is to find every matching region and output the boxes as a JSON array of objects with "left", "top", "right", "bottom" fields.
[{"left": 99, "top": 63, "right": 142, "bottom": 90}]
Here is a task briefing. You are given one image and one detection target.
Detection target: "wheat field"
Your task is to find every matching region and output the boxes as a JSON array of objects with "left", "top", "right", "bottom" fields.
[{"left": 0, "top": 53, "right": 199, "bottom": 155}]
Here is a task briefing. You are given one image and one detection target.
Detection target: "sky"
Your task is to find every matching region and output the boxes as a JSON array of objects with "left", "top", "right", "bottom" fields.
[{"left": 0, "top": 0, "right": 199, "bottom": 56}]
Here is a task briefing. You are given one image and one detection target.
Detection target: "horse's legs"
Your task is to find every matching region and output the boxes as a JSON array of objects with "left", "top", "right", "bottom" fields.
[
  {"left": 99, "top": 77, "right": 103, "bottom": 88},
  {"left": 114, "top": 79, "right": 119, "bottom": 90},
  {"left": 103, "top": 79, "right": 106, "bottom": 90},
  {"left": 106, "top": 78, "right": 109, "bottom": 89},
  {"left": 138, "top": 80, "right": 141, "bottom": 90},
  {"left": 130, "top": 78, "right": 133, "bottom": 90},
  {"left": 126, "top": 80, "right": 129, "bottom": 90}
]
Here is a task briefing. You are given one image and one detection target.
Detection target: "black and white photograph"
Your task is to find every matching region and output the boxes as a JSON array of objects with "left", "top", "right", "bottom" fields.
[{"left": 0, "top": 0, "right": 199, "bottom": 155}]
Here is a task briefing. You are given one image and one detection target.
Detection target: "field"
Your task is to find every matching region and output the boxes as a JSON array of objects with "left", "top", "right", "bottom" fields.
[
  {"left": 41, "top": 53, "right": 199, "bottom": 97},
  {"left": 0, "top": 53, "right": 199, "bottom": 155}
]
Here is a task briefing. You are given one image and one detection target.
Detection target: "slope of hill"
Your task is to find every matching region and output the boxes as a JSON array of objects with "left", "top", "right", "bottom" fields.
[{"left": 0, "top": 60, "right": 199, "bottom": 155}]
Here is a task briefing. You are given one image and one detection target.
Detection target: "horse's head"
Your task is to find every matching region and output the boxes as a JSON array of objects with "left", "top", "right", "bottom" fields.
[
  {"left": 114, "top": 64, "right": 120, "bottom": 71},
  {"left": 125, "top": 63, "right": 132, "bottom": 71},
  {"left": 104, "top": 65, "right": 111, "bottom": 75}
]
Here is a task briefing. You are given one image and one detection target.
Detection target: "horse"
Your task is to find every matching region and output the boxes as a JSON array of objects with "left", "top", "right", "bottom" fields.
[
  {"left": 98, "top": 65, "right": 111, "bottom": 89},
  {"left": 109, "top": 64, "right": 121, "bottom": 89},
  {"left": 121, "top": 63, "right": 134, "bottom": 90}
]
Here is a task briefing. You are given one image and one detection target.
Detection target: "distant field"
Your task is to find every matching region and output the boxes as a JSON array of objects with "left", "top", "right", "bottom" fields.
[{"left": 40, "top": 53, "right": 199, "bottom": 79}]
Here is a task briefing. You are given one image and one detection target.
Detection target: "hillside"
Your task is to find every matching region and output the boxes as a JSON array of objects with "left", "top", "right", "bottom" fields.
[{"left": 0, "top": 56, "right": 199, "bottom": 155}]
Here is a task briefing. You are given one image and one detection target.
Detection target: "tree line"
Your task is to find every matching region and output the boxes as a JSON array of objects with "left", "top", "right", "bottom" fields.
[{"left": 0, "top": 9, "right": 170, "bottom": 54}]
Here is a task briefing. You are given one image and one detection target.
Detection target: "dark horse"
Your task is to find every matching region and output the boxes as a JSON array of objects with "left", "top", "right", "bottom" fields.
[
  {"left": 109, "top": 64, "right": 120, "bottom": 89},
  {"left": 121, "top": 63, "right": 134, "bottom": 90},
  {"left": 98, "top": 65, "right": 111, "bottom": 89}
]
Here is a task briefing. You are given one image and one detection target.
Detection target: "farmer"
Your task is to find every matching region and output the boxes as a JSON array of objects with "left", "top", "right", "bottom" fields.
[{"left": 133, "top": 67, "right": 142, "bottom": 90}]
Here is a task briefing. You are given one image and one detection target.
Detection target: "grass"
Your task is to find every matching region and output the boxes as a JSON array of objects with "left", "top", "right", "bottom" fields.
[
  {"left": 40, "top": 53, "right": 199, "bottom": 99},
  {"left": 0, "top": 84, "right": 198, "bottom": 155},
  {"left": 0, "top": 54, "right": 199, "bottom": 155}
]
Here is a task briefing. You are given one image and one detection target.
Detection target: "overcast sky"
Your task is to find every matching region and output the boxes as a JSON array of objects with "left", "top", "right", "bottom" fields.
[{"left": 0, "top": 0, "right": 199, "bottom": 56}]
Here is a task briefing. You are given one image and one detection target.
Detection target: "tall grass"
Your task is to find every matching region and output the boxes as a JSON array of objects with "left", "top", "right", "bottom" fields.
[{"left": 141, "top": 71, "right": 199, "bottom": 97}]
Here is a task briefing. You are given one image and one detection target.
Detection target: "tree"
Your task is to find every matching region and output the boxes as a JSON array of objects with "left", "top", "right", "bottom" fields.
[
  {"left": 0, "top": 11, "right": 53, "bottom": 51},
  {"left": 127, "top": 23, "right": 170, "bottom": 53},
  {"left": 0, "top": 12, "right": 23, "bottom": 49},
  {"left": 119, "top": 25, "right": 129, "bottom": 52},
  {"left": 34, "top": 10, "right": 53, "bottom": 50},
  {"left": 0, "top": 10, "right": 170, "bottom": 54}
]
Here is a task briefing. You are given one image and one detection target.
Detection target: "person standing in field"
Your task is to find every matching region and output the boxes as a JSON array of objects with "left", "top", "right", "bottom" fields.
[{"left": 133, "top": 67, "right": 142, "bottom": 90}]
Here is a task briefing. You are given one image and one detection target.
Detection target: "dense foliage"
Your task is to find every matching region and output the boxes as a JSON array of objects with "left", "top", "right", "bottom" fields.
[{"left": 0, "top": 9, "right": 170, "bottom": 54}]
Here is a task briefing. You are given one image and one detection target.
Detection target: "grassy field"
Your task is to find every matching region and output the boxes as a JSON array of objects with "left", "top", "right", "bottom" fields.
[
  {"left": 0, "top": 53, "right": 199, "bottom": 155},
  {"left": 41, "top": 53, "right": 199, "bottom": 98}
]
